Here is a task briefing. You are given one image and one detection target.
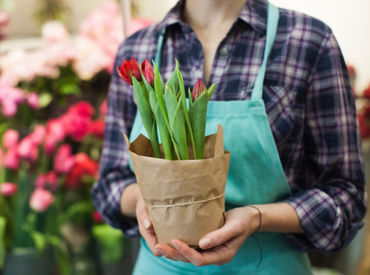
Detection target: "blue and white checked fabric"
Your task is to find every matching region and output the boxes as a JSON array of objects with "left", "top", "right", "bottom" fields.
[{"left": 91, "top": 0, "right": 366, "bottom": 252}]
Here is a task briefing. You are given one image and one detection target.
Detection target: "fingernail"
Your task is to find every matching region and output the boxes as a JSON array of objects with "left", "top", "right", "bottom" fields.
[
  {"left": 156, "top": 249, "right": 163, "bottom": 256},
  {"left": 171, "top": 240, "right": 179, "bottom": 249},
  {"left": 143, "top": 219, "right": 150, "bottom": 229},
  {"left": 199, "top": 238, "right": 211, "bottom": 248}
]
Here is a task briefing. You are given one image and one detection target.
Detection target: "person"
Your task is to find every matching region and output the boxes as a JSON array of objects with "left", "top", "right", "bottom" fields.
[{"left": 91, "top": 0, "right": 367, "bottom": 273}]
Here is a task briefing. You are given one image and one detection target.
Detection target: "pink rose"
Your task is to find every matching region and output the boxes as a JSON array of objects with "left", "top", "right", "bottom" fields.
[
  {"left": 0, "top": 182, "right": 17, "bottom": 196},
  {"left": 46, "top": 119, "right": 66, "bottom": 142},
  {"left": 42, "top": 21, "right": 69, "bottom": 44},
  {"left": 44, "top": 135, "right": 58, "bottom": 155},
  {"left": 54, "top": 144, "right": 75, "bottom": 174},
  {"left": 68, "top": 101, "right": 95, "bottom": 118},
  {"left": 4, "top": 148, "right": 19, "bottom": 170},
  {"left": 30, "top": 125, "right": 46, "bottom": 145},
  {"left": 90, "top": 120, "right": 104, "bottom": 139},
  {"left": 18, "top": 136, "right": 38, "bottom": 162},
  {"left": 27, "top": 92, "right": 40, "bottom": 110},
  {"left": 29, "top": 188, "right": 54, "bottom": 212},
  {"left": 1, "top": 99, "right": 17, "bottom": 117},
  {"left": 2, "top": 129, "right": 19, "bottom": 149},
  {"left": 63, "top": 113, "right": 92, "bottom": 141}
]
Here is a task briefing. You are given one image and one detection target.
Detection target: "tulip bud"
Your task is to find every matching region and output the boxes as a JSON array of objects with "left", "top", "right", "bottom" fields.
[
  {"left": 116, "top": 57, "right": 142, "bottom": 85},
  {"left": 141, "top": 59, "right": 154, "bottom": 86},
  {"left": 0, "top": 182, "right": 17, "bottom": 196},
  {"left": 29, "top": 188, "right": 54, "bottom": 212},
  {"left": 192, "top": 78, "right": 206, "bottom": 101}
]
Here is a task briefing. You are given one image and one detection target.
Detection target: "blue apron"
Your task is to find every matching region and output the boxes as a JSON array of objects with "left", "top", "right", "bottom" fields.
[{"left": 129, "top": 3, "right": 312, "bottom": 274}]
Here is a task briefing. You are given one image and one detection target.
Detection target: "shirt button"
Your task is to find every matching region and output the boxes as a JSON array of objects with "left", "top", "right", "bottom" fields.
[{"left": 220, "top": 47, "right": 229, "bottom": 56}]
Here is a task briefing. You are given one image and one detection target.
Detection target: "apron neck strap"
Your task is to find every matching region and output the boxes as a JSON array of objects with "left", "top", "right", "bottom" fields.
[
  {"left": 154, "top": 28, "right": 166, "bottom": 68},
  {"left": 251, "top": 3, "right": 279, "bottom": 100}
]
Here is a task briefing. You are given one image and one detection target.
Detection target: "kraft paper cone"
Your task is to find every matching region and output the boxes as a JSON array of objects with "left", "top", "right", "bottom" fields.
[{"left": 124, "top": 125, "right": 230, "bottom": 247}]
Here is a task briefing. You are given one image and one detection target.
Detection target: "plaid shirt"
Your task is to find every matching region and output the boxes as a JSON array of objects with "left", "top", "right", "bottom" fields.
[{"left": 91, "top": 0, "right": 366, "bottom": 252}]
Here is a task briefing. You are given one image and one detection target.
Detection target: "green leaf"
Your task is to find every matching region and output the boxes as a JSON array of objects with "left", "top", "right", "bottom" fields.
[
  {"left": 165, "top": 87, "right": 188, "bottom": 159},
  {"left": 31, "top": 231, "right": 46, "bottom": 252},
  {"left": 39, "top": 93, "right": 53, "bottom": 108},
  {"left": 175, "top": 60, "right": 197, "bottom": 158},
  {"left": 132, "top": 77, "right": 161, "bottom": 158},
  {"left": 189, "top": 91, "right": 208, "bottom": 159},
  {"left": 166, "top": 68, "right": 179, "bottom": 93},
  {"left": 0, "top": 217, "right": 6, "bottom": 269},
  {"left": 92, "top": 224, "right": 124, "bottom": 264},
  {"left": 207, "top": 83, "right": 216, "bottom": 100},
  {"left": 149, "top": 92, "right": 176, "bottom": 160}
]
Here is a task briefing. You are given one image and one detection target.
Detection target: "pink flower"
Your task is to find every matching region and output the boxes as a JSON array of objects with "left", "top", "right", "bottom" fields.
[
  {"left": 35, "top": 174, "right": 47, "bottom": 189},
  {"left": 192, "top": 78, "right": 206, "bottom": 100},
  {"left": 30, "top": 125, "right": 46, "bottom": 145},
  {"left": 0, "top": 183, "right": 17, "bottom": 196},
  {"left": 44, "top": 135, "right": 58, "bottom": 155},
  {"left": 1, "top": 99, "right": 17, "bottom": 117},
  {"left": 35, "top": 172, "right": 59, "bottom": 191},
  {"left": 29, "top": 188, "right": 54, "bottom": 212},
  {"left": 68, "top": 101, "right": 95, "bottom": 117},
  {"left": 46, "top": 171, "right": 58, "bottom": 191},
  {"left": 92, "top": 211, "right": 104, "bottom": 223},
  {"left": 4, "top": 149, "right": 19, "bottom": 170},
  {"left": 42, "top": 21, "right": 69, "bottom": 44},
  {"left": 99, "top": 100, "right": 107, "bottom": 117},
  {"left": 18, "top": 137, "right": 38, "bottom": 162},
  {"left": 54, "top": 144, "right": 75, "bottom": 174},
  {"left": 27, "top": 92, "right": 40, "bottom": 110},
  {"left": 91, "top": 120, "right": 104, "bottom": 139},
  {"left": 2, "top": 129, "right": 19, "bottom": 149},
  {"left": 46, "top": 119, "right": 66, "bottom": 142}
]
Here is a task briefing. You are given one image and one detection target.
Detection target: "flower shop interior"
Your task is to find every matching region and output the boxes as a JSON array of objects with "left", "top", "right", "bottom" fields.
[{"left": 0, "top": 0, "right": 370, "bottom": 275}]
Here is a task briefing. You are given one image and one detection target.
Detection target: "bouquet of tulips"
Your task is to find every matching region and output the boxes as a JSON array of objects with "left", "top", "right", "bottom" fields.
[
  {"left": 117, "top": 58, "right": 215, "bottom": 160},
  {"left": 117, "top": 58, "right": 230, "bottom": 247}
]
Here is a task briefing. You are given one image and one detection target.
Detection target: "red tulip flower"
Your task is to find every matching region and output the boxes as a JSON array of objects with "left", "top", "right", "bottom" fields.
[
  {"left": 192, "top": 78, "right": 206, "bottom": 101},
  {"left": 116, "top": 57, "right": 141, "bottom": 85},
  {"left": 141, "top": 59, "right": 154, "bottom": 86}
]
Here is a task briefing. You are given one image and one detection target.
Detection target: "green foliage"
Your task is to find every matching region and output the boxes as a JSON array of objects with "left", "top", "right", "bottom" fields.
[
  {"left": 0, "top": 216, "right": 6, "bottom": 269},
  {"left": 92, "top": 224, "right": 124, "bottom": 264}
]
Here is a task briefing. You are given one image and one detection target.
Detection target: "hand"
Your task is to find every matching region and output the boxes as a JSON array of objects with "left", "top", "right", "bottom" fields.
[
  {"left": 156, "top": 206, "right": 260, "bottom": 266},
  {"left": 136, "top": 190, "right": 162, "bottom": 257}
]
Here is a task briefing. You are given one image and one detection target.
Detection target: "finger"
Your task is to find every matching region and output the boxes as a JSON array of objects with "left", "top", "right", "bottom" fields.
[
  {"left": 137, "top": 201, "right": 152, "bottom": 230},
  {"left": 155, "top": 244, "right": 190, "bottom": 263},
  {"left": 138, "top": 219, "right": 160, "bottom": 256},
  {"left": 199, "top": 222, "right": 238, "bottom": 250},
  {"left": 172, "top": 239, "right": 234, "bottom": 266}
]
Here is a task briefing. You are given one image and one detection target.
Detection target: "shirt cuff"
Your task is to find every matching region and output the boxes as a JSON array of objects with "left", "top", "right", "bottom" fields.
[
  {"left": 91, "top": 176, "right": 140, "bottom": 238},
  {"left": 283, "top": 188, "right": 363, "bottom": 252}
]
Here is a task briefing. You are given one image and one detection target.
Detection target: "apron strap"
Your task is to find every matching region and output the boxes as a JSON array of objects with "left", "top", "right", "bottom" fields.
[
  {"left": 251, "top": 3, "right": 279, "bottom": 100},
  {"left": 154, "top": 28, "right": 166, "bottom": 68}
]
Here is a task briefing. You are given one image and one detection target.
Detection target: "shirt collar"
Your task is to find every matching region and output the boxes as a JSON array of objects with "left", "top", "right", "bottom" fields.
[{"left": 156, "top": 0, "right": 268, "bottom": 36}]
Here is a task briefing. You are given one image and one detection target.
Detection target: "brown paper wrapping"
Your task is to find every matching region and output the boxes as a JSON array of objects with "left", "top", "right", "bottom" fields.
[{"left": 124, "top": 125, "right": 230, "bottom": 247}]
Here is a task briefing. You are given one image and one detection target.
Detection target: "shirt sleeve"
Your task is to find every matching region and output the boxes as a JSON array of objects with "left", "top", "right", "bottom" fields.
[
  {"left": 91, "top": 49, "right": 139, "bottom": 237},
  {"left": 283, "top": 29, "right": 367, "bottom": 252}
]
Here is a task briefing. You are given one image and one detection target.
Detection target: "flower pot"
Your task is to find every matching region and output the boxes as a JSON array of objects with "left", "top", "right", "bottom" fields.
[{"left": 3, "top": 246, "right": 54, "bottom": 275}]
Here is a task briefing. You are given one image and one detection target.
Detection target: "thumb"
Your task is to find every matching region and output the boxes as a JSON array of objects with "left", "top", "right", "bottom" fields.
[{"left": 199, "top": 222, "right": 237, "bottom": 250}]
